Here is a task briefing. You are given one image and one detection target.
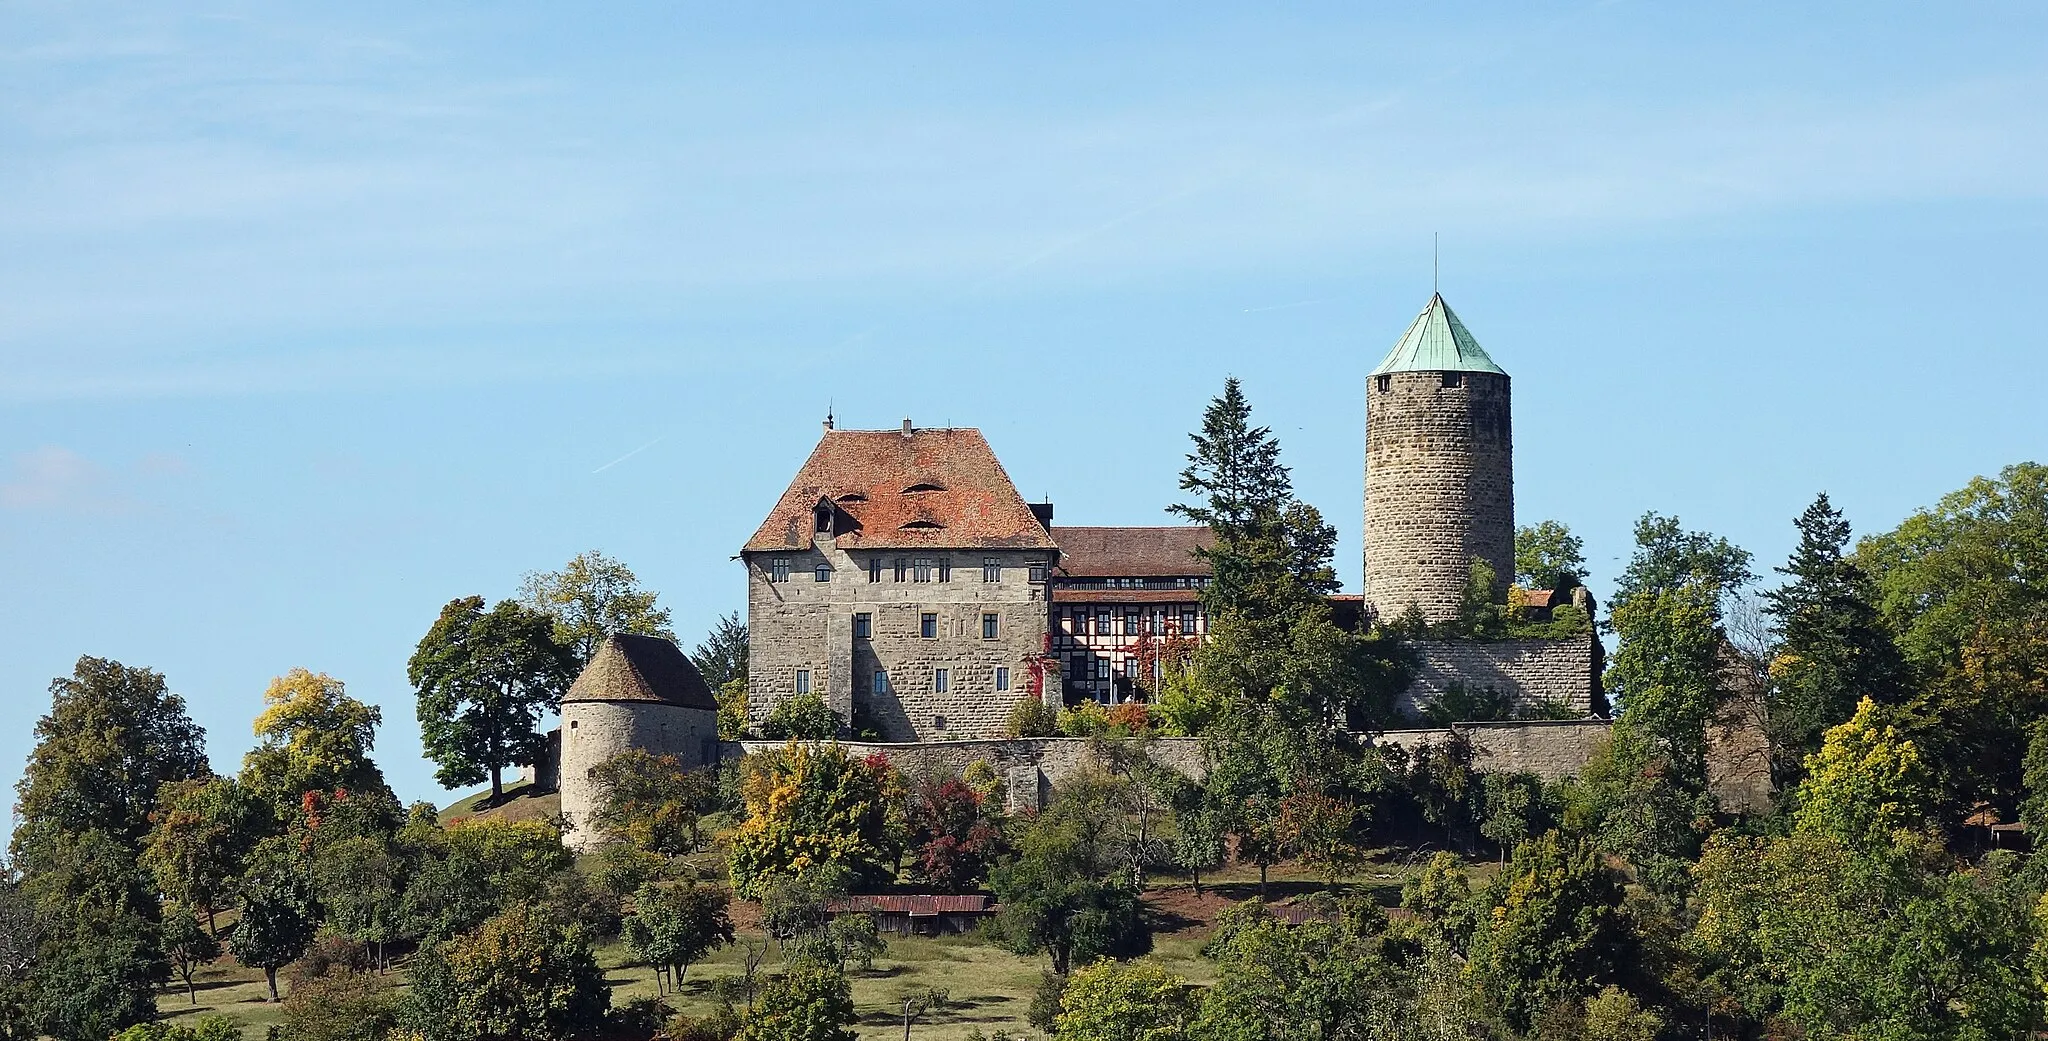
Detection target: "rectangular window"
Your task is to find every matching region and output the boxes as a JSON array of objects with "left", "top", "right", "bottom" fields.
[
  {"left": 995, "top": 666, "right": 1010, "bottom": 691},
  {"left": 1441, "top": 372, "right": 1462, "bottom": 388},
  {"left": 894, "top": 558, "right": 908, "bottom": 582},
  {"left": 770, "top": 557, "right": 791, "bottom": 582},
  {"left": 1123, "top": 657, "right": 1139, "bottom": 679},
  {"left": 1094, "top": 658, "right": 1111, "bottom": 680},
  {"left": 934, "top": 668, "right": 949, "bottom": 693},
  {"left": 982, "top": 558, "right": 1001, "bottom": 583},
  {"left": 1377, "top": 374, "right": 1391, "bottom": 393},
  {"left": 1070, "top": 656, "right": 1087, "bottom": 683},
  {"left": 869, "top": 559, "right": 882, "bottom": 583},
  {"left": 1028, "top": 559, "right": 1047, "bottom": 583},
  {"left": 795, "top": 669, "right": 811, "bottom": 694},
  {"left": 938, "top": 559, "right": 952, "bottom": 582},
  {"left": 1095, "top": 611, "right": 1113, "bottom": 635},
  {"left": 852, "top": 613, "right": 872, "bottom": 639},
  {"left": 920, "top": 612, "right": 938, "bottom": 639},
  {"left": 1147, "top": 612, "right": 1161, "bottom": 635},
  {"left": 1182, "top": 609, "right": 1199, "bottom": 635},
  {"left": 814, "top": 562, "right": 831, "bottom": 582},
  {"left": 1123, "top": 610, "right": 1140, "bottom": 635},
  {"left": 982, "top": 613, "right": 1000, "bottom": 640},
  {"left": 873, "top": 670, "right": 890, "bottom": 694},
  {"left": 913, "top": 557, "right": 934, "bottom": 583}
]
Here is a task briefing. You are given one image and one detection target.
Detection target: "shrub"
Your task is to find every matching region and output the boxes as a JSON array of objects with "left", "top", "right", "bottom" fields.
[
  {"left": 1057, "top": 703, "right": 1110, "bottom": 737},
  {"left": 1006, "top": 699, "right": 1061, "bottom": 738},
  {"left": 1104, "top": 702, "right": 1150, "bottom": 735},
  {"left": 280, "top": 969, "right": 398, "bottom": 1041},
  {"left": 761, "top": 694, "right": 840, "bottom": 741}
]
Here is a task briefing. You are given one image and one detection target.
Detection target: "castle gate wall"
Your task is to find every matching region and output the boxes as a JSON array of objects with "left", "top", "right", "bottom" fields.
[{"left": 1364, "top": 370, "right": 1514, "bottom": 623}]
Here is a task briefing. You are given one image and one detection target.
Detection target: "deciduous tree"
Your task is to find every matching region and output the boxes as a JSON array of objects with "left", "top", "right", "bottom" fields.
[
  {"left": 402, "top": 905, "right": 611, "bottom": 1041},
  {"left": 1515, "top": 520, "right": 1588, "bottom": 590},
  {"left": 727, "top": 743, "right": 901, "bottom": 900},
  {"left": 519, "top": 550, "right": 676, "bottom": 667},
  {"left": 141, "top": 776, "right": 262, "bottom": 935},
  {"left": 623, "top": 881, "right": 734, "bottom": 994},
  {"left": 230, "top": 838, "right": 317, "bottom": 1001},
  {"left": 241, "top": 668, "right": 392, "bottom": 812},
  {"left": 588, "top": 750, "right": 717, "bottom": 855},
  {"left": 1056, "top": 960, "right": 1194, "bottom": 1041},
  {"left": 409, "top": 596, "right": 577, "bottom": 801}
]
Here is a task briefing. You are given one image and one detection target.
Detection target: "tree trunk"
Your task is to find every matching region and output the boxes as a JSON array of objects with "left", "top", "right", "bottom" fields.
[
  {"left": 205, "top": 906, "right": 217, "bottom": 937},
  {"left": 1190, "top": 864, "right": 1202, "bottom": 896},
  {"left": 185, "top": 971, "right": 196, "bottom": 1004},
  {"left": 265, "top": 966, "right": 279, "bottom": 1002},
  {"left": 491, "top": 762, "right": 504, "bottom": 802},
  {"left": 1258, "top": 863, "right": 1268, "bottom": 901}
]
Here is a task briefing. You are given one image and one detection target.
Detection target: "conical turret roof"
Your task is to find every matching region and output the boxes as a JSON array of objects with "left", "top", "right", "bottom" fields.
[
  {"left": 563, "top": 633, "right": 719, "bottom": 711},
  {"left": 1370, "top": 293, "right": 1506, "bottom": 376}
]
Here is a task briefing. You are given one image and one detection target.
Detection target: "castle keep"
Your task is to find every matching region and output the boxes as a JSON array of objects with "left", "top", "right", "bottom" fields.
[{"left": 1364, "top": 293, "right": 1515, "bottom": 624}]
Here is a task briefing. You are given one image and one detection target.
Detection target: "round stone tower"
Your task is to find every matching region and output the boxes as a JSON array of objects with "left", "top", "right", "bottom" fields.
[
  {"left": 559, "top": 633, "right": 721, "bottom": 850},
  {"left": 1363, "top": 293, "right": 1513, "bottom": 625}
]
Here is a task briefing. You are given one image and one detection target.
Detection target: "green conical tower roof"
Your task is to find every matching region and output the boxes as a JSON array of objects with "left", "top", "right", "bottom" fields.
[{"left": 1369, "top": 293, "right": 1506, "bottom": 376}]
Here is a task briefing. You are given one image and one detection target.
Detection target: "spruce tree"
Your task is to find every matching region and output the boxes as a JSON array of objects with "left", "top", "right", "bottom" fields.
[{"left": 1762, "top": 493, "right": 1909, "bottom": 785}]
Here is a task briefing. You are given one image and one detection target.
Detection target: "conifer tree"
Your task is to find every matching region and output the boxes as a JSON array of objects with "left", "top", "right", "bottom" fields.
[{"left": 1762, "top": 493, "right": 1909, "bottom": 785}]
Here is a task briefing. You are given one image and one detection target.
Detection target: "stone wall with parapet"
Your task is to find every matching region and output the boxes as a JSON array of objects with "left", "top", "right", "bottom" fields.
[
  {"left": 1373, "top": 719, "right": 1614, "bottom": 781},
  {"left": 1401, "top": 634, "right": 1603, "bottom": 717}
]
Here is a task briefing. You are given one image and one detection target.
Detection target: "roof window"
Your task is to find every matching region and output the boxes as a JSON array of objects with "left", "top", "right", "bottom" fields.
[
  {"left": 901, "top": 520, "right": 946, "bottom": 530},
  {"left": 835, "top": 493, "right": 867, "bottom": 503},
  {"left": 903, "top": 482, "right": 947, "bottom": 494}
]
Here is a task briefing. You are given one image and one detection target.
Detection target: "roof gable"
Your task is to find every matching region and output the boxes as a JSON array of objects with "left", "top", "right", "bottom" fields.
[
  {"left": 744, "top": 427, "right": 1057, "bottom": 552},
  {"left": 1370, "top": 293, "right": 1506, "bottom": 376},
  {"left": 564, "top": 633, "right": 719, "bottom": 710}
]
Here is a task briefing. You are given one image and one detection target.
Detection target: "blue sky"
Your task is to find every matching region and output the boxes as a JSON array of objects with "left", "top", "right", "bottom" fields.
[{"left": 4, "top": 2, "right": 2045, "bottom": 816}]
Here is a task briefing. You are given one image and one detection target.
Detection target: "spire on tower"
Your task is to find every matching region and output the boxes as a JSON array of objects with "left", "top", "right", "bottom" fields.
[{"left": 1369, "top": 294, "right": 1506, "bottom": 377}]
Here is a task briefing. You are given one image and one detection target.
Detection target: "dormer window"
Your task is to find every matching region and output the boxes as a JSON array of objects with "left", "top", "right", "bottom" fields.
[
  {"left": 835, "top": 493, "right": 867, "bottom": 503},
  {"left": 814, "top": 502, "right": 833, "bottom": 534},
  {"left": 902, "top": 482, "right": 947, "bottom": 494},
  {"left": 900, "top": 520, "right": 945, "bottom": 530}
]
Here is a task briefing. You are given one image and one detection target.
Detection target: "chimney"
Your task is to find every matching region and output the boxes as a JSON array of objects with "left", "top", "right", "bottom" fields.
[{"left": 901, "top": 418, "right": 913, "bottom": 437}]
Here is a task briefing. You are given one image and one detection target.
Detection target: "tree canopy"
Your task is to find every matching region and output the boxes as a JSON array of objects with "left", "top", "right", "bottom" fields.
[{"left": 409, "top": 596, "right": 577, "bottom": 800}]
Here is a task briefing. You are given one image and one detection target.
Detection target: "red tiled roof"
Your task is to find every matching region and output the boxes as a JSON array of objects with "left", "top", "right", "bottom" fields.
[
  {"left": 828, "top": 895, "right": 994, "bottom": 915},
  {"left": 744, "top": 427, "right": 1057, "bottom": 553},
  {"left": 1052, "top": 589, "right": 1205, "bottom": 605},
  {"left": 1051, "top": 526, "right": 1213, "bottom": 578}
]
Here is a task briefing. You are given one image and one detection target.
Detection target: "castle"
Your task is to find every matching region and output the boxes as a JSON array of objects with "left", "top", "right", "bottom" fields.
[
  {"left": 737, "top": 291, "right": 1600, "bottom": 737},
  {"left": 550, "top": 292, "right": 1613, "bottom": 844}
]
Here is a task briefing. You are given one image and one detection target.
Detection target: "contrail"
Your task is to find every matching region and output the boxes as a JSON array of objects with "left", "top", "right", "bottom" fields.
[{"left": 592, "top": 437, "right": 663, "bottom": 474}]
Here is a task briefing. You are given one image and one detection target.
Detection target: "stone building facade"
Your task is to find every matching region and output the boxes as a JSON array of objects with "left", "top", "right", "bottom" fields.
[
  {"left": 742, "top": 421, "right": 1060, "bottom": 741},
  {"left": 558, "top": 634, "right": 721, "bottom": 850},
  {"left": 1364, "top": 293, "right": 1515, "bottom": 625}
]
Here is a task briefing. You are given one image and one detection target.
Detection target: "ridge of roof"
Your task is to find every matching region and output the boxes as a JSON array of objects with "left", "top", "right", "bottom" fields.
[
  {"left": 743, "top": 426, "right": 1058, "bottom": 553},
  {"left": 564, "top": 633, "right": 719, "bottom": 710},
  {"left": 1369, "top": 293, "right": 1507, "bottom": 376}
]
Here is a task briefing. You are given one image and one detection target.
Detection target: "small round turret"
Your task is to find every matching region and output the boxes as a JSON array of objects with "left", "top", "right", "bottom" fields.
[{"left": 558, "top": 633, "right": 720, "bottom": 850}]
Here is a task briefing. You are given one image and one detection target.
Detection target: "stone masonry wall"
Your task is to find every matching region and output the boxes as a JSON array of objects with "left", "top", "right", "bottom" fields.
[
  {"left": 729, "top": 724, "right": 1615, "bottom": 811},
  {"left": 746, "top": 537, "right": 1054, "bottom": 742},
  {"left": 1364, "top": 370, "right": 1513, "bottom": 624},
  {"left": 1401, "top": 635, "right": 1602, "bottom": 717},
  {"left": 561, "top": 700, "right": 719, "bottom": 850},
  {"left": 1374, "top": 719, "right": 1613, "bottom": 781}
]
